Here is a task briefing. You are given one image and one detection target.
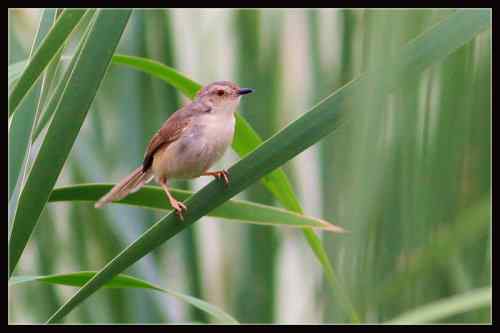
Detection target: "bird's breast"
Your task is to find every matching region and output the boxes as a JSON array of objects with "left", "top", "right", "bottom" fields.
[
  {"left": 201, "top": 113, "right": 235, "bottom": 152},
  {"left": 152, "top": 113, "right": 235, "bottom": 179}
]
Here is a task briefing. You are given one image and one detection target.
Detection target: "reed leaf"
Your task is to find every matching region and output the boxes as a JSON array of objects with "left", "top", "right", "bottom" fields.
[
  {"left": 8, "top": 9, "right": 57, "bottom": 201},
  {"left": 10, "top": 271, "right": 238, "bottom": 324},
  {"left": 48, "top": 184, "right": 344, "bottom": 232},
  {"left": 8, "top": 60, "right": 26, "bottom": 91},
  {"left": 8, "top": 9, "right": 88, "bottom": 117},
  {"left": 8, "top": 9, "right": 132, "bottom": 277},
  {"left": 386, "top": 287, "right": 491, "bottom": 324}
]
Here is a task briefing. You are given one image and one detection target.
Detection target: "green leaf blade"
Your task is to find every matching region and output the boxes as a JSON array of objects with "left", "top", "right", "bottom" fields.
[
  {"left": 8, "top": 9, "right": 88, "bottom": 117},
  {"left": 10, "top": 272, "right": 238, "bottom": 324},
  {"left": 8, "top": 9, "right": 132, "bottom": 277},
  {"left": 8, "top": 60, "right": 26, "bottom": 91},
  {"left": 48, "top": 184, "right": 344, "bottom": 232},
  {"left": 8, "top": 9, "right": 57, "bottom": 201},
  {"left": 387, "top": 287, "right": 491, "bottom": 324},
  {"left": 112, "top": 54, "right": 201, "bottom": 98}
]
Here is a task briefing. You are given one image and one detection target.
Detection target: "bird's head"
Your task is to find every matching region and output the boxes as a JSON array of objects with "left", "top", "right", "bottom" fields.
[{"left": 196, "top": 81, "right": 254, "bottom": 112}]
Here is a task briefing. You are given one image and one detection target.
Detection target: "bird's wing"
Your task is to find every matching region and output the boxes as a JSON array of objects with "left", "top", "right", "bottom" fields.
[
  {"left": 142, "top": 111, "right": 193, "bottom": 171},
  {"left": 142, "top": 101, "right": 210, "bottom": 172}
]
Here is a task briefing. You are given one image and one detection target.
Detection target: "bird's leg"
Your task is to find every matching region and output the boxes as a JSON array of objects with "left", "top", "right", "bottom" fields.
[
  {"left": 203, "top": 169, "right": 230, "bottom": 187},
  {"left": 159, "top": 177, "right": 187, "bottom": 220}
]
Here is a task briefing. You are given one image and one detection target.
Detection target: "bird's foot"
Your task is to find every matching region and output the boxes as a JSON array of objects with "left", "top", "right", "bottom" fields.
[
  {"left": 170, "top": 199, "right": 187, "bottom": 221},
  {"left": 204, "top": 170, "right": 230, "bottom": 187}
]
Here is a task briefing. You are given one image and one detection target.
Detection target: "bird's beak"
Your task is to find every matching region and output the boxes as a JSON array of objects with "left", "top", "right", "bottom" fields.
[{"left": 237, "top": 88, "right": 255, "bottom": 95}]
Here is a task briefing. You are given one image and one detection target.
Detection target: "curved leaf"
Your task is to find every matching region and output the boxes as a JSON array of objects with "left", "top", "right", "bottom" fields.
[
  {"left": 10, "top": 272, "right": 238, "bottom": 324},
  {"left": 387, "top": 287, "right": 491, "bottom": 324},
  {"left": 49, "top": 184, "right": 345, "bottom": 232},
  {"left": 8, "top": 60, "right": 26, "bottom": 91},
  {"left": 31, "top": 54, "right": 85, "bottom": 141},
  {"left": 8, "top": 55, "right": 72, "bottom": 99},
  {"left": 9, "top": 9, "right": 57, "bottom": 201},
  {"left": 8, "top": 9, "right": 88, "bottom": 117},
  {"left": 46, "top": 9, "right": 490, "bottom": 323},
  {"left": 8, "top": 9, "right": 132, "bottom": 277},
  {"left": 112, "top": 54, "right": 200, "bottom": 97}
]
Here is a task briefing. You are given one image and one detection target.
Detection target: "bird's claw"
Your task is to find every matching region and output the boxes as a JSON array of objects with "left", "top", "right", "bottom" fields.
[
  {"left": 214, "top": 170, "right": 230, "bottom": 187},
  {"left": 171, "top": 200, "right": 187, "bottom": 221}
]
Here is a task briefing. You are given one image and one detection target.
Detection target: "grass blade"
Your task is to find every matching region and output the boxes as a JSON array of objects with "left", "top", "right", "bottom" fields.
[
  {"left": 9, "top": 11, "right": 64, "bottom": 319},
  {"left": 8, "top": 9, "right": 88, "bottom": 117},
  {"left": 31, "top": 13, "right": 99, "bottom": 145},
  {"left": 10, "top": 272, "right": 238, "bottom": 324},
  {"left": 8, "top": 55, "right": 70, "bottom": 93},
  {"left": 31, "top": 49, "right": 88, "bottom": 141},
  {"left": 8, "top": 60, "right": 26, "bottom": 91},
  {"left": 46, "top": 9, "right": 490, "bottom": 323},
  {"left": 48, "top": 184, "right": 344, "bottom": 232},
  {"left": 8, "top": 9, "right": 132, "bottom": 277},
  {"left": 386, "top": 287, "right": 491, "bottom": 324},
  {"left": 8, "top": 9, "right": 57, "bottom": 200},
  {"left": 112, "top": 54, "right": 200, "bottom": 96}
]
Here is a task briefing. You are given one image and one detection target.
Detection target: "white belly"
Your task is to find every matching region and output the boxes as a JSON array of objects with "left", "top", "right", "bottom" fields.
[{"left": 152, "top": 113, "right": 235, "bottom": 180}]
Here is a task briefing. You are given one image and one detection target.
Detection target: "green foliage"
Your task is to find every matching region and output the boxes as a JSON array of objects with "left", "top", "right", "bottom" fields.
[
  {"left": 10, "top": 272, "right": 238, "bottom": 324},
  {"left": 8, "top": 9, "right": 57, "bottom": 201},
  {"left": 109, "top": 53, "right": 347, "bottom": 321},
  {"left": 387, "top": 287, "right": 491, "bottom": 324},
  {"left": 8, "top": 8, "right": 491, "bottom": 324},
  {"left": 8, "top": 9, "right": 88, "bottom": 116},
  {"left": 49, "top": 184, "right": 344, "bottom": 231},
  {"left": 110, "top": 54, "right": 303, "bottom": 213},
  {"left": 9, "top": 9, "right": 132, "bottom": 276}
]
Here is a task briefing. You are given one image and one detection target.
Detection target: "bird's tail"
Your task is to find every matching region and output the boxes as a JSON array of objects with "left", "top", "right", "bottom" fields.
[{"left": 95, "top": 166, "right": 154, "bottom": 208}]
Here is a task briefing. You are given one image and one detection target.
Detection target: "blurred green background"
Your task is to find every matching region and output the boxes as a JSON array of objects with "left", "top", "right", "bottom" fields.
[{"left": 8, "top": 9, "right": 491, "bottom": 324}]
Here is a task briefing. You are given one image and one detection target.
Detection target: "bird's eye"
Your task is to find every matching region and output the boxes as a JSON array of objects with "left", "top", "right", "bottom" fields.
[{"left": 217, "top": 89, "right": 225, "bottom": 96}]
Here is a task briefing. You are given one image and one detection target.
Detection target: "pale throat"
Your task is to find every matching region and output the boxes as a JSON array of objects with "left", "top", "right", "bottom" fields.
[
  {"left": 206, "top": 96, "right": 241, "bottom": 115},
  {"left": 223, "top": 99, "right": 240, "bottom": 114}
]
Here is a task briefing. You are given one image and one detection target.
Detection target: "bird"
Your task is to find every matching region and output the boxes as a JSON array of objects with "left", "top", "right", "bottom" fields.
[{"left": 95, "top": 81, "right": 254, "bottom": 220}]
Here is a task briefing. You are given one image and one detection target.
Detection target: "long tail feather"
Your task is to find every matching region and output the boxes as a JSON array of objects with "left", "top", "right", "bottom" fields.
[{"left": 95, "top": 166, "right": 153, "bottom": 208}]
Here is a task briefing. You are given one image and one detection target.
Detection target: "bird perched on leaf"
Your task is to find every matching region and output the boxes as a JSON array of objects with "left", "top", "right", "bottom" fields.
[{"left": 95, "top": 81, "right": 254, "bottom": 220}]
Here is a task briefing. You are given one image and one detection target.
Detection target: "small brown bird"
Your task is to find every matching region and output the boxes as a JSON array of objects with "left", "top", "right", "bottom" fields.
[{"left": 95, "top": 81, "right": 254, "bottom": 219}]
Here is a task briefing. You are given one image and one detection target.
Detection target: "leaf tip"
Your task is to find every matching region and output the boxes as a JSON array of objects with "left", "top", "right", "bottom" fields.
[{"left": 320, "top": 219, "right": 349, "bottom": 234}]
